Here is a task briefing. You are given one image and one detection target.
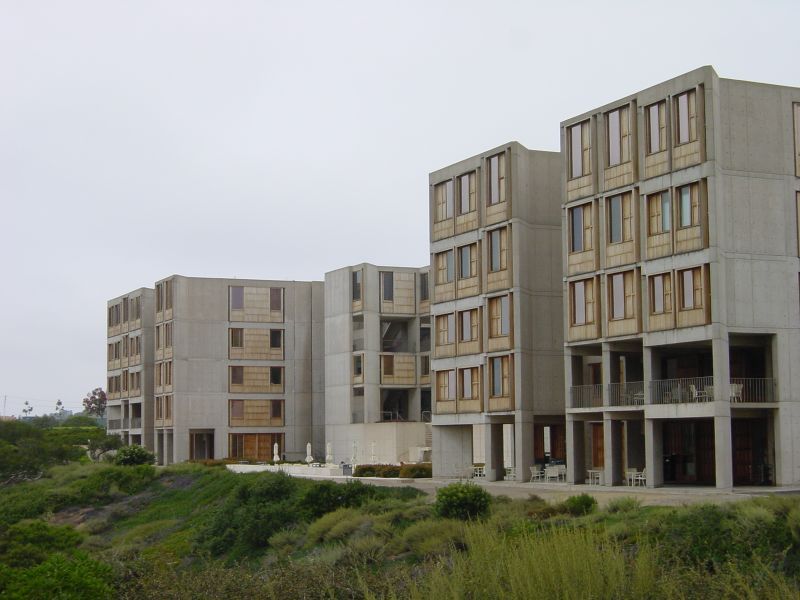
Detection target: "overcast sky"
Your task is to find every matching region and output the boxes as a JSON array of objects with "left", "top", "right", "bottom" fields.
[{"left": 1, "top": 1, "right": 798, "bottom": 416}]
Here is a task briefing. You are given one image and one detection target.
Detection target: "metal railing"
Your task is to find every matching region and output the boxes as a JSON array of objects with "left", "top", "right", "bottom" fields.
[
  {"left": 421, "top": 410, "right": 432, "bottom": 423},
  {"left": 650, "top": 376, "right": 713, "bottom": 404},
  {"left": 107, "top": 419, "right": 122, "bottom": 430},
  {"left": 130, "top": 417, "right": 142, "bottom": 429},
  {"left": 608, "top": 381, "right": 644, "bottom": 406},
  {"left": 569, "top": 384, "right": 603, "bottom": 408},
  {"left": 380, "top": 411, "right": 406, "bottom": 422},
  {"left": 730, "top": 378, "right": 775, "bottom": 403}
]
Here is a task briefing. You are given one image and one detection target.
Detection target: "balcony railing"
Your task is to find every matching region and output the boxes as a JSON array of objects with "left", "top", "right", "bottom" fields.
[
  {"left": 130, "top": 417, "right": 142, "bottom": 429},
  {"left": 107, "top": 419, "right": 122, "bottom": 430},
  {"left": 569, "top": 384, "right": 603, "bottom": 409},
  {"left": 608, "top": 381, "right": 644, "bottom": 406},
  {"left": 730, "top": 378, "right": 776, "bottom": 403},
  {"left": 650, "top": 376, "right": 713, "bottom": 404}
]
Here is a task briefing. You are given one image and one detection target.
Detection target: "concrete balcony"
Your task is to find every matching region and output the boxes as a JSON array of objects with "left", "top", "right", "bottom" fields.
[
  {"left": 569, "top": 384, "right": 603, "bottom": 409},
  {"left": 730, "top": 378, "right": 776, "bottom": 403},
  {"left": 608, "top": 381, "right": 644, "bottom": 407},
  {"left": 650, "top": 376, "right": 713, "bottom": 404},
  {"left": 107, "top": 419, "right": 122, "bottom": 430}
]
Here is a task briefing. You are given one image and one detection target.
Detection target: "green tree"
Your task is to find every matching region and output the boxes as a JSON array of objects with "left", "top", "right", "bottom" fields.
[{"left": 82, "top": 388, "right": 107, "bottom": 417}]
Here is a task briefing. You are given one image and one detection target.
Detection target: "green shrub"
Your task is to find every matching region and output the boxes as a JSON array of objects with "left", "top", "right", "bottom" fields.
[
  {"left": 401, "top": 519, "right": 465, "bottom": 558},
  {"left": 114, "top": 445, "right": 155, "bottom": 466},
  {"left": 399, "top": 463, "right": 432, "bottom": 478},
  {"left": 353, "top": 464, "right": 400, "bottom": 477},
  {"left": 434, "top": 482, "right": 491, "bottom": 520},
  {"left": 0, "top": 520, "right": 83, "bottom": 568},
  {"left": 1, "top": 551, "right": 113, "bottom": 599},
  {"left": 268, "top": 525, "right": 306, "bottom": 555},
  {"left": 299, "top": 480, "right": 345, "bottom": 518},
  {"left": 606, "top": 496, "right": 641, "bottom": 514},
  {"left": 306, "top": 508, "right": 360, "bottom": 546},
  {"left": 561, "top": 493, "right": 597, "bottom": 516}
]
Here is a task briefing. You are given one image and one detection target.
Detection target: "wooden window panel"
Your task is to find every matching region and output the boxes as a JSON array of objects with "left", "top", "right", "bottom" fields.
[
  {"left": 622, "top": 194, "right": 633, "bottom": 241},
  {"left": 460, "top": 310, "right": 471, "bottom": 342},
  {"left": 583, "top": 204, "right": 593, "bottom": 249},
  {"left": 569, "top": 206, "right": 583, "bottom": 252},
  {"left": 623, "top": 271, "right": 635, "bottom": 318},
  {"left": 461, "top": 368, "right": 472, "bottom": 399},
  {"left": 570, "top": 123, "right": 582, "bottom": 178},
  {"left": 692, "top": 268, "right": 703, "bottom": 308},
  {"left": 231, "top": 328, "right": 244, "bottom": 348},
  {"left": 608, "top": 109, "right": 620, "bottom": 166}
]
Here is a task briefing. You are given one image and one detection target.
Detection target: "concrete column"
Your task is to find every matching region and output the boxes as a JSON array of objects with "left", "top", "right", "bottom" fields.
[
  {"left": 601, "top": 343, "right": 614, "bottom": 406},
  {"left": 566, "top": 415, "right": 585, "bottom": 484},
  {"left": 712, "top": 334, "right": 731, "bottom": 402},
  {"left": 603, "top": 416, "right": 623, "bottom": 486},
  {"left": 643, "top": 346, "right": 656, "bottom": 405},
  {"left": 644, "top": 418, "right": 663, "bottom": 487},
  {"left": 514, "top": 415, "right": 534, "bottom": 482},
  {"left": 714, "top": 415, "right": 733, "bottom": 489},
  {"left": 484, "top": 423, "right": 504, "bottom": 482},
  {"left": 432, "top": 424, "right": 473, "bottom": 478}
]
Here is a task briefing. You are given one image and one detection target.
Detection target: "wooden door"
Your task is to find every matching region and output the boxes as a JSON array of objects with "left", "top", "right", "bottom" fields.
[
  {"left": 533, "top": 425, "right": 545, "bottom": 462},
  {"left": 732, "top": 419, "right": 753, "bottom": 485},
  {"left": 551, "top": 425, "right": 566, "bottom": 461},
  {"left": 591, "top": 423, "right": 604, "bottom": 468}
]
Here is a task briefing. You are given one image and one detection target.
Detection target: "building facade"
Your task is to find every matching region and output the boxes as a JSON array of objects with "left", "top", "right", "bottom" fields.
[
  {"left": 430, "top": 142, "right": 565, "bottom": 481},
  {"left": 562, "top": 66, "right": 800, "bottom": 488},
  {"left": 147, "top": 275, "right": 324, "bottom": 464},
  {"left": 106, "top": 288, "right": 155, "bottom": 449},
  {"left": 324, "top": 263, "right": 432, "bottom": 464}
]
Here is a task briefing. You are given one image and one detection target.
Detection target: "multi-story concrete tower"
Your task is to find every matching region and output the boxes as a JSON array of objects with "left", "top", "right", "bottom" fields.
[
  {"left": 150, "top": 275, "right": 324, "bottom": 465},
  {"left": 562, "top": 66, "right": 800, "bottom": 488},
  {"left": 324, "top": 264, "right": 432, "bottom": 464},
  {"left": 106, "top": 288, "right": 155, "bottom": 449},
  {"left": 429, "top": 142, "right": 564, "bottom": 481}
]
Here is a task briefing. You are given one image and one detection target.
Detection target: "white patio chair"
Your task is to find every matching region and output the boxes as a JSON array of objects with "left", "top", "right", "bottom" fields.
[
  {"left": 634, "top": 468, "right": 647, "bottom": 486},
  {"left": 730, "top": 383, "right": 743, "bottom": 403},
  {"left": 625, "top": 468, "right": 637, "bottom": 486},
  {"left": 529, "top": 466, "right": 544, "bottom": 482},
  {"left": 544, "top": 466, "right": 560, "bottom": 482}
]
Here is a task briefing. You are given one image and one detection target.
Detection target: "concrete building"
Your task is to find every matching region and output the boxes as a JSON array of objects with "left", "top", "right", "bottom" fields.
[
  {"left": 562, "top": 66, "right": 800, "bottom": 488},
  {"left": 148, "top": 275, "right": 324, "bottom": 464},
  {"left": 429, "top": 142, "right": 565, "bottom": 482},
  {"left": 106, "top": 288, "right": 156, "bottom": 449},
  {"left": 324, "top": 263, "right": 432, "bottom": 464}
]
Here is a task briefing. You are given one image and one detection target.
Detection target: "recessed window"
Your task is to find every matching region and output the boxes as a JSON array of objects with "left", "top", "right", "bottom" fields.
[
  {"left": 419, "top": 272, "right": 429, "bottom": 301},
  {"left": 383, "top": 355, "right": 394, "bottom": 376},
  {"left": 381, "top": 271, "right": 394, "bottom": 301},
  {"left": 490, "top": 356, "right": 508, "bottom": 397},
  {"left": 353, "top": 354, "right": 363, "bottom": 377},
  {"left": 420, "top": 326, "right": 430, "bottom": 352},
  {"left": 459, "top": 171, "right": 476, "bottom": 214},
  {"left": 648, "top": 191, "right": 671, "bottom": 235},
  {"left": 647, "top": 101, "right": 666, "bottom": 154},
  {"left": 650, "top": 273, "right": 672, "bottom": 315},
  {"left": 569, "top": 121, "right": 590, "bottom": 179},
  {"left": 231, "top": 286, "right": 244, "bottom": 310},
  {"left": 609, "top": 271, "right": 635, "bottom": 321},
  {"left": 270, "top": 329, "right": 282, "bottom": 349},
  {"left": 459, "top": 244, "right": 477, "bottom": 279},
  {"left": 677, "top": 183, "right": 700, "bottom": 228},
  {"left": 270, "top": 288, "right": 282, "bottom": 311},
  {"left": 489, "top": 228, "right": 507, "bottom": 272},
  {"left": 270, "top": 366, "right": 283, "bottom": 385},
  {"left": 488, "top": 153, "right": 506, "bottom": 204},
  {"left": 230, "top": 328, "right": 244, "bottom": 348},
  {"left": 680, "top": 267, "right": 703, "bottom": 310},
  {"left": 435, "top": 180, "right": 454, "bottom": 221},
  {"left": 437, "top": 370, "right": 456, "bottom": 401},
  {"left": 230, "top": 399, "right": 244, "bottom": 419},
  {"left": 436, "top": 250, "right": 454, "bottom": 284},
  {"left": 489, "top": 295, "right": 510, "bottom": 337},
  {"left": 437, "top": 313, "right": 455, "bottom": 345},
  {"left": 606, "top": 106, "right": 629, "bottom": 166},
  {"left": 675, "top": 90, "right": 697, "bottom": 145},
  {"left": 459, "top": 309, "right": 477, "bottom": 342},
  {"left": 607, "top": 193, "right": 633, "bottom": 244},
  {"left": 569, "top": 205, "right": 583, "bottom": 252},
  {"left": 421, "top": 355, "right": 430, "bottom": 376},
  {"left": 231, "top": 366, "right": 243, "bottom": 385},
  {"left": 460, "top": 368, "right": 473, "bottom": 399},
  {"left": 352, "top": 270, "right": 362, "bottom": 301},
  {"left": 271, "top": 400, "right": 283, "bottom": 419}
]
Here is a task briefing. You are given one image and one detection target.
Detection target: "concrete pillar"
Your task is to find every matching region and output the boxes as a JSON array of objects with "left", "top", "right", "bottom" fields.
[
  {"left": 484, "top": 423, "right": 504, "bottom": 481},
  {"left": 601, "top": 343, "right": 613, "bottom": 406},
  {"left": 643, "top": 346, "right": 655, "bottom": 405},
  {"left": 712, "top": 335, "right": 731, "bottom": 402},
  {"left": 714, "top": 415, "right": 733, "bottom": 489},
  {"left": 644, "top": 418, "right": 663, "bottom": 487},
  {"left": 514, "top": 415, "right": 534, "bottom": 482},
  {"left": 432, "top": 425, "right": 473, "bottom": 478},
  {"left": 603, "top": 416, "right": 623, "bottom": 486},
  {"left": 566, "top": 415, "right": 585, "bottom": 484}
]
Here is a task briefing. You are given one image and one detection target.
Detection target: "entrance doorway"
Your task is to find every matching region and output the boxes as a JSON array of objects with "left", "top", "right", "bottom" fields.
[
  {"left": 663, "top": 420, "right": 715, "bottom": 484},
  {"left": 732, "top": 418, "right": 771, "bottom": 485}
]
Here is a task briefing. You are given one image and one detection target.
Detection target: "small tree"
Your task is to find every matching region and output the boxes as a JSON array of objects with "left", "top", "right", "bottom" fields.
[
  {"left": 434, "top": 482, "right": 491, "bottom": 520},
  {"left": 114, "top": 445, "right": 155, "bottom": 466},
  {"left": 82, "top": 388, "right": 107, "bottom": 417}
]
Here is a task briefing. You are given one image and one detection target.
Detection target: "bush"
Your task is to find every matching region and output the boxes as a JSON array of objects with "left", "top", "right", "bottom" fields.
[
  {"left": 353, "top": 464, "right": 400, "bottom": 478},
  {"left": 399, "top": 463, "right": 432, "bottom": 478},
  {"left": 434, "top": 483, "right": 491, "bottom": 520},
  {"left": 0, "top": 551, "right": 113, "bottom": 599},
  {"left": 606, "top": 496, "right": 641, "bottom": 514},
  {"left": 114, "top": 445, "right": 155, "bottom": 466},
  {"left": 0, "top": 520, "right": 83, "bottom": 568},
  {"left": 400, "top": 519, "right": 465, "bottom": 558},
  {"left": 562, "top": 494, "right": 597, "bottom": 516}
]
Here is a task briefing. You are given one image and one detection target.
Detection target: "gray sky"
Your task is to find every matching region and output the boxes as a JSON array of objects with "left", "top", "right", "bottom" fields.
[{"left": 1, "top": 0, "right": 798, "bottom": 416}]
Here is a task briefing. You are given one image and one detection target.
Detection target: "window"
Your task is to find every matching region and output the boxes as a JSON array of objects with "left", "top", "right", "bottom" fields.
[
  {"left": 165, "top": 322, "right": 172, "bottom": 347},
  {"left": 421, "top": 355, "right": 430, "bottom": 376},
  {"left": 459, "top": 244, "right": 477, "bottom": 279},
  {"left": 270, "top": 367, "right": 283, "bottom": 385},
  {"left": 156, "top": 283, "right": 163, "bottom": 312},
  {"left": 270, "top": 329, "right": 282, "bottom": 349},
  {"left": 648, "top": 191, "right": 671, "bottom": 234},
  {"left": 569, "top": 205, "right": 582, "bottom": 252},
  {"left": 489, "top": 295, "right": 510, "bottom": 337},
  {"left": 650, "top": 273, "right": 672, "bottom": 314},
  {"left": 419, "top": 272, "right": 429, "bottom": 301},
  {"left": 490, "top": 356, "right": 509, "bottom": 397},
  {"left": 436, "top": 313, "right": 455, "bottom": 345},
  {"left": 164, "top": 396, "right": 172, "bottom": 419},
  {"left": 489, "top": 227, "right": 507, "bottom": 272},
  {"left": 437, "top": 370, "right": 456, "bottom": 401},
  {"left": 434, "top": 180, "right": 454, "bottom": 221},
  {"left": 230, "top": 328, "right": 244, "bottom": 348},
  {"left": 607, "top": 194, "right": 632, "bottom": 244},
  {"left": 680, "top": 268, "right": 703, "bottom": 310},
  {"left": 352, "top": 270, "right": 362, "bottom": 301},
  {"left": 164, "top": 361, "right": 172, "bottom": 385},
  {"left": 164, "top": 280, "right": 173, "bottom": 310},
  {"left": 271, "top": 400, "right": 283, "bottom": 419},
  {"left": 610, "top": 271, "right": 635, "bottom": 320},
  {"left": 353, "top": 354, "right": 363, "bottom": 377},
  {"left": 231, "top": 366, "right": 243, "bottom": 385},
  {"left": 606, "top": 106, "right": 630, "bottom": 166},
  {"left": 488, "top": 153, "right": 506, "bottom": 204},
  {"left": 230, "top": 399, "right": 244, "bottom": 419},
  {"left": 677, "top": 182, "right": 700, "bottom": 228},
  {"left": 571, "top": 279, "right": 594, "bottom": 326},
  {"left": 381, "top": 272, "right": 394, "bottom": 301},
  {"left": 270, "top": 288, "right": 282, "bottom": 311},
  {"left": 383, "top": 355, "right": 394, "bottom": 376},
  {"left": 459, "top": 171, "right": 476, "bottom": 214},
  {"left": 647, "top": 101, "right": 666, "bottom": 154},
  {"left": 795, "top": 103, "right": 800, "bottom": 176},
  {"left": 230, "top": 286, "right": 244, "bottom": 310},
  {"left": 460, "top": 367, "right": 476, "bottom": 399},
  {"left": 155, "top": 325, "right": 162, "bottom": 349},
  {"left": 569, "top": 120, "right": 591, "bottom": 178},
  {"left": 420, "top": 326, "right": 431, "bottom": 352},
  {"left": 436, "top": 250, "right": 454, "bottom": 284},
  {"left": 459, "top": 309, "right": 477, "bottom": 342},
  {"left": 675, "top": 89, "right": 697, "bottom": 145}
]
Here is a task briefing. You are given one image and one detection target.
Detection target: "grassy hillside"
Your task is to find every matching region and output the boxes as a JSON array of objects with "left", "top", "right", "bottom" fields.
[{"left": 1, "top": 460, "right": 799, "bottom": 599}]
